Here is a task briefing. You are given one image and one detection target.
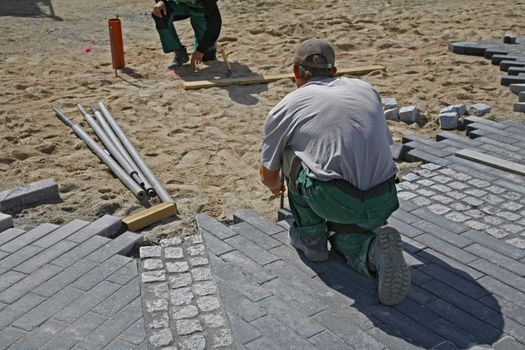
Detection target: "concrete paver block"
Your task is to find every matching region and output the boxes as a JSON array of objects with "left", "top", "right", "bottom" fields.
[
  {"left": 510, "top": 83, "right": 525, "bottom": 95},
  {"left": 507, "top": 66, "right": 525, "bottom": 76},
  {"left": 514, "top": 102, "right": 525, "bottom": 112},
  {"left": 384, "top": 107, "right": 399, "bottom": 121},
  {"left": 500, "top": 60, "right": 525, "bottom": 71},
  {"left": 0, "top": 212, "right": 13, "bottom": 233},
  {"left": 399, "top": 106, "right": 418, "bottom": 124},
  {"left": 0, "top": 179, "right": 60, "bottom": 214},
  {"left": 520, "top": 91, "right": 525, "bottom": 102},
  {"left": 470, "top": 103, "right": 492, "bottom": 116},
  {"left": 382, "top": 97, "right": 398, "bottom": 110},
  {"left": 439, "top": 112, "right": 459, "bottom": 130}
]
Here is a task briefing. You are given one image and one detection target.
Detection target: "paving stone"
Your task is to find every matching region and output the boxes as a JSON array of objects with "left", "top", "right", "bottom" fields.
[
  {"left": 464, "top": 220, "right": 490, "bottom": 230},
  {"left": 140, "top": 246, "right": 162, "bottom": 258},
  {"left": 470, "top": 259, "right": 525, "bottom": 292},
  {"left": 193, "top": 281, "right": 217, "bottom": 296},
  {"left": 486, "top": 227, "right": 510, "bottom": 239},
  {"left": 419, "top": 264, "right": 488, "bottom": 299},
  {"left": 439, "top": 112, "right": 458, "bottom": 130},
  {"left": 427, "top": 318, "right": 478, "bottom": 348},
  {"left": 143, "top": 258, "right": 164, "bottom": 270},
  {"left": 149, "top": 312, "right": 169, "bottom": 329},
  {"left": 9, "top": 318, "right": 68, "bottom": 350},
  {"left": 118, "top": 318, "right": 146, "bottom": 345},
  {"left": 215, "top": 279, "right": 267, "bottom": 322},
  {"left": 421, "top": 279, "right": 502, "bottom": 327},
  {"left": 224, "top": 235, "right": 279, "bottom": 266},
  {"left": 502, "top": 74, "right": 525, "bottom": 86},
  {"left": 466, "top": 243, "right": 525, "bottom": 276},
  {"left": 391, "top": 208, "right": 420, "bottom": 224},
  {"left": 247, "top": 315, "right": 319, "bottom": 350},
  {"left": 39, "top": 312, "right": 108, "bottom": 350},
  {"left": 169, "top": 273, "right": 192, "bottom": 289},
  {"left": 215, "top": 267, "right": 271, "bottom": 302},
  {"left": 173, "top": 304, "right": 199, "bottom": 319},
  {"left": 149, "top": 328, "right": 173, "bottom": 347},
  {"left": 382, "top": 97, "right": 398, "bottom": 110},
  {"left": 510, "top": 83, "right": 525, "bottom": 95},
  {"left": 230, "top": 221, "right": 282, "bottom": 251},
  {"left": 494, "top": 336, "right": 525, "bottom": 350},
  {"left": 397, "top": 191, "right": 417, "bottom": 200},
  {"left": 0, "top": 292, "right": 46, "bottom": 329},
  {"left": 506, "top": 237, "right": 525, "bottom": 249},
  {"left": 178, "top": 334, "right": 206, "bottom": 350},
  {"left": 13, "top": 286, "right": 84, "bottom": 331},
  {"left": 502, "top": 201, "right": 524, "bottom": 211},
  {"left": 186, "top": 243, "right": 206, "bottom": 257},
  {"left": 0, "top": 212, "right": 13, "bottom": 233},
  {"left": 175, "top": 319, "right": 203, "bottom": 335},
  {"left": 196, "top": 213, "right": 238, "bottom": 240},
  {"left": 233, "top": 209, "right": 284, "bottom": 235},
  {"left": 92, "top": 278, "right": 141, "bottom": 317},
  {"left": 54, "top": 280, "right": 121, "bottom": 323},
  {"left": 268, "top": 244, "right": 327, "bottom": 278},
  {"left": 14, "top": 240, "right": 76, "bottom": 274},
  {"left": 0, "top": 227, "right": 25, "bottom": 247},
  {"left": 414, "top": 234, "right": 477, "bottom": 264},
  {"left": 384, "top": 217, "right": 422, "bottom": 238},
  {"left": 444, "top": 212, "right": 470, "bottom": 223},
  {"left": 367, "top": 326, "right": 424, "bottom": 350},
  {"left": 202, "top": 230, "right": 235, "bottom": 257},
  {"left": 66, "top": 215, "right": 122, "bottom": 243},
  {"left": 189, "top": 256, "right": 208, "bottom": 267},
  {"left": 390, "top": 142, "right": 405, "bottom": 161},
  {"left": 210, "top": 328, "right": 234, "bottom": 348},
  {"left": 0, "top": 270, "right": 26, "bottom": 293},
  {"left": 51, "top": 235, "right": 109, "bottom": 268},
  {"left": 73, "top": 254, "right": 131, "bottom": 290},
  {"left": 220, "top": 250, "right": 277, "bottom": 284},
  {"left": 370, "top": 305, "right": 444, "bottom": 349},
  {"left": 196, "top": 295, "right": 221, "bottom": 312},
  {"left": 462, "top": 230, "right": 525, "bottom": 260},
  {"left": 501, "top": 223, "right": 524, "bottom": 234},
  {"left": 78, "top": 297, "right": 142, "bottom": 349},
  {"left": 170, "top": 287, "right": 194, "bottom": 306},
  {"left": 0, "top": 178, "right": 60, "bottom": 214},
  {"left": 164, "top": 246, "right": 183, "bottom": 260},
  {"left": 0, "top": 244, "right": 43, "bottom": 276},
  {"left": 166, "top": 261, "right": 190, "bottom": 273},
  {"left": 0, "top": 327, "right": 28, "bottom": 349},
  {"left": 86, "top": 230, "right": 142, "bottom": 263},
  {"left": 469, "top": 103, "right": 492, "bottom": 116},
  {"left": 0, "top": 263, "right": 63, "bottom": 304},
  {"left": 401, "top": 173, "right": 419, "bottom": 182},
  {"left": 1, "top": 223, "right": 58, "bottom": 253},
  {"left": 412, "top": 219, "right": 471, "bottom": 249},
  {"left": 384, "top": 107, "right": 399, "bottom": 121}
]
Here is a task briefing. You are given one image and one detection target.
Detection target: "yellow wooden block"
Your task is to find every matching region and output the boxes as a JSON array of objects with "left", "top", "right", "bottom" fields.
[
  {"left": 123, "top": 202, "right": 177, "bottom": 232},
  {"left": 182, "top": 65, "right": 386, "bottom": 90}
]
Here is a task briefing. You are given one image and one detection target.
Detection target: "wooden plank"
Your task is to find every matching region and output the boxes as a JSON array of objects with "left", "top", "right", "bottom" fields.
[
  {"left": 123, "top": 202, "right": 177, "bottom": 232},
  {"left": 455, "top": 148, "right": 525, "bottom": 176},
  {"left": 182, "top": 65, "right": 386, "bottom": 90}
]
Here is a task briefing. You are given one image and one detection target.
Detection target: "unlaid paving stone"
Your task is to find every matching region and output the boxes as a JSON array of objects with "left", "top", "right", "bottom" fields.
[
  {"left": 0, "top": 178, "right": 60, "bottom": 214},
  {"left": 514, "top": 102, "right": 525, "bottom": 112},
  {"left": 384, "top": 107, "right": 399, "bottom": 121},
  {"left": 382, "top": 97, "right": 398, "bottom": 110},
  {"left": 439, "top": 112, "right": 458, "bottom": 130},
  {"left": 0, "top": 212, "right": 14, "bottom": 234}
]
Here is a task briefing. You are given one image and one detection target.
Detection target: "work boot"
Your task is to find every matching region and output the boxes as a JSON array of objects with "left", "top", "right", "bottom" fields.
[
  {"left": 368, "top": 227, "right": 411, "bottom": 306},
  {"left": 168, "top": 47, "right": 189, "bottom": 69},
  {"left": 290, "top": 230, "right": 329, "bottom": 262}
]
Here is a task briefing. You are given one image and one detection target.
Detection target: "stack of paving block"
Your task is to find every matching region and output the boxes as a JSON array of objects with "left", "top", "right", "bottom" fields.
[
  {"left": 194, "top": 206, "right": 525, "bottom": 349},
  {"left": 449, "top": 37, "right": 525, "bottom": 113},
  {"left": 381, "top": 97, "right": 419, "bottom": 124},
  {"left": 0, "top": 215, "right": 147, "bottom": 349}
]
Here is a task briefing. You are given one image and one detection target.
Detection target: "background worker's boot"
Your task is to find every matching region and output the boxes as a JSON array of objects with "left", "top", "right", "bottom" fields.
[
  {"left": 290, "top": 230, "right": 329, "bottom": 262},
  {"left": 368, "top": 227, "right": 411, "bottom": 306},
  {"left": 168, "top": 47, "right": 189, "bottom": 69}
]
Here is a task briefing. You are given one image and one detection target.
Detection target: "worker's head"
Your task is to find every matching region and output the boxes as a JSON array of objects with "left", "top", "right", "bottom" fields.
[{"left": 293, "top": 38, "right": 337, "bottom": 87}]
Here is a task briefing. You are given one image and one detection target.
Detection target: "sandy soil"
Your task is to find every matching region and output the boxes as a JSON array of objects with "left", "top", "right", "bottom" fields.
[{"left": 1, "top": 0, "right": 524, "bottom": 241}]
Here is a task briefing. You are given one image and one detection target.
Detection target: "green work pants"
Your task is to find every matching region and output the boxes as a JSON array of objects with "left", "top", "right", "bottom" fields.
[
  {"left": 154, "top": 0, "right": 209, "bottom": 54},
  {"left": 287, "top": 169, "right": 399, "bottom": 275}
]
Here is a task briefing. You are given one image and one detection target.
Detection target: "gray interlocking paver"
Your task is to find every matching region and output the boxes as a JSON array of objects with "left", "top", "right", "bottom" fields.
[
  {"left": 466, "top": 244, "right": 525, "bottom": 275},
  {"left": 220, "top": 250, "right": 277, "bottom": 284},
  {"left": 51, "top": 235, "right": 109, "bottom": 268},
  {"left": 92, "top": 278, "right": 141, "bottom": 317},
  {"left": 223, "top": 235, "right": 279, "bottom": 266},
  {"left": 72, "top": 254, "right": 131, "bottom": 291},
  {"left": 8, "top": 318, "right": 66, "bottom": 350},
  {"left": 86, "top": 230, "right": 142, "bottom": 263},
  {"left": 233, "top": 209, "right": 284, "bottom": 235},
  {"left": 0, "top": 224, "right": 58, "bottom": 253},
  {"left": 0, "top": 293, "right": 46, "bottom": 329},
  {"left": 66, "top": 215, "right": 122, "bottom": 243},
  {"left": 106, "top": 260, "right": 139, "bottom": 285},
  {"left": 230, "top": 222, "right": 283, "bottom": 250},
  {"left": 33, "top": 259, "right": 97, "bottom": 297},
  {"left": 470, "top": 259, "right": 525, "bottom": 291},
  {"left": 31, "top": 219, "right": 89, "bottom": 248},
  {"left": 419, "top": 264, "right": 488, "bottom": 299},
  {"left": 14, "top": 240, "right": 76, "bottom": 274},
  {"left": 0, "top": 326, "right": 27, "bottom": 350}
]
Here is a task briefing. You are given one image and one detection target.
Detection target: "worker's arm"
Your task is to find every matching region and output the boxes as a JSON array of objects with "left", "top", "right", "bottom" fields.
[
  {"left": 152, "top": 0, "right": 167, "bottom": 17},
  {"left": 259, "top": 164, "right": 285, "bottom": 196}
]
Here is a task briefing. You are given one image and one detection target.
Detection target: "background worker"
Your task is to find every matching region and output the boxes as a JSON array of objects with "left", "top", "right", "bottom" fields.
[
  {"left": 259, "top": 38, "right": 411, "bottom": 305},
  {"left": 152, "top": 0, "right": 221, "bottom": 69}
]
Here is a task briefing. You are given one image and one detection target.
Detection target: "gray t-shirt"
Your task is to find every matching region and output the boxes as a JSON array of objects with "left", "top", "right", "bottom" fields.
[{"left": 261, "top": 77, "right": 396, "bottom": 191}]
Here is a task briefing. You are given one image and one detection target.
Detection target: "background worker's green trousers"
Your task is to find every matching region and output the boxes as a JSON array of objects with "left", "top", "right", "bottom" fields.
[
  {"left": 287, "top": 169, "right": 399, "bottom": 275},
  {"left": 153, "top": 0, "right": 209, "bottom": 54}
]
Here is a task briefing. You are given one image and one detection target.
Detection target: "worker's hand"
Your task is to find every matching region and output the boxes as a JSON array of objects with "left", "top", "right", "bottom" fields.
[
  {"left": 269, "top": 180, "right": 285, "bottom": 197},
  {"left": 191, "top": 50, "right": 204, "bottom": 67},
  {"left": 152, "top": 1, "right": 167, "bottom": 17}
]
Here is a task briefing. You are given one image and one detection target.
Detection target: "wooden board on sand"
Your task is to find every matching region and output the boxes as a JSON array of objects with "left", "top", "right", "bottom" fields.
[{"left": 182, "top": 65, "right": 386, "bottom": 90}]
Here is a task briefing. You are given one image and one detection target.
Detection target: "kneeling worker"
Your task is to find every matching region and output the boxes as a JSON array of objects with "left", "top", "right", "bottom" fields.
[
  {"left": 152, "top": 0, "right": 221, "bottom": 69},
  {"left": 259, "top": 38, "right": 410, "bottom": 305}
]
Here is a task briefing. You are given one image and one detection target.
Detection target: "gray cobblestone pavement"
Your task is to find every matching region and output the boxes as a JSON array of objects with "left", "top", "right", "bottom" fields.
[{"left": 139, "top": 235, "right": 235, "bottom": 349}]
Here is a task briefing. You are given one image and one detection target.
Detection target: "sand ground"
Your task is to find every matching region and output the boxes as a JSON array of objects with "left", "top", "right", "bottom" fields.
[{"left": 1, "top": 0, "right": 524, "bottom": 241}]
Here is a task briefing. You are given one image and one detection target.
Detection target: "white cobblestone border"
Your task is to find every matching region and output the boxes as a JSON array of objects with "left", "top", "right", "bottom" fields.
[{"left": 139, "top": 235, "right": 236, "bottom": 349}]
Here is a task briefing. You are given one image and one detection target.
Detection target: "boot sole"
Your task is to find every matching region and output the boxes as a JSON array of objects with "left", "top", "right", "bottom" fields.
[{"left": 376, "top": 227, "right": 411, "bottom": 305}]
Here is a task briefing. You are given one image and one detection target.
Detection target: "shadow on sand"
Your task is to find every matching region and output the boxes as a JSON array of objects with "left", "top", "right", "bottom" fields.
[
  {"left": 0, "top": 0, "right": 62, "bottom": 21},
  {"left": 174, "top": 60, "right": 270, "bottom": 106}
]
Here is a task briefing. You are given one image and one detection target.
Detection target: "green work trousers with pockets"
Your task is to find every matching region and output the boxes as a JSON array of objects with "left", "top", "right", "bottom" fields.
[
  {"left": 154, "top": 0, "right": 210, "bottom": 54},
  {"left": 287, "top": 169, "right": 399, "bottom": 275}
]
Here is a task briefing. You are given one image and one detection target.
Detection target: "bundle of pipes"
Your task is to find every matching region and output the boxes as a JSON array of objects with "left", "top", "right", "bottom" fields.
[{"left": 53, "top": 103, "right": 174, "bottom": 204}]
